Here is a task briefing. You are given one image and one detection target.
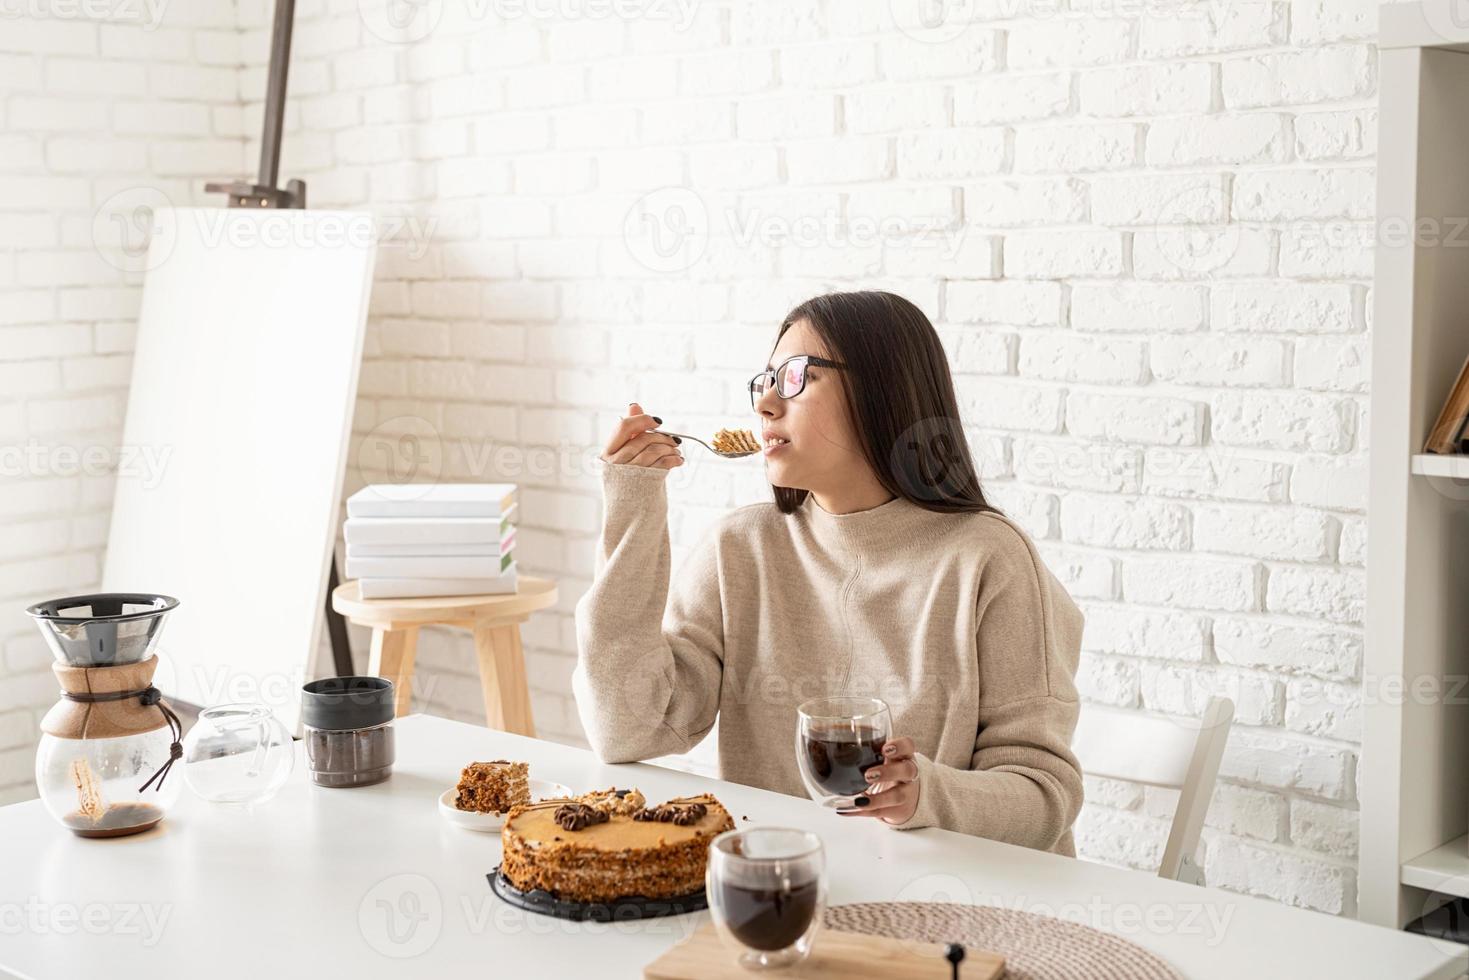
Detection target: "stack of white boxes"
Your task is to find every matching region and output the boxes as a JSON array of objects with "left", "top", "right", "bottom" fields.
[{"left": 344, "top": 484, "right": 517, "bottom": 599}]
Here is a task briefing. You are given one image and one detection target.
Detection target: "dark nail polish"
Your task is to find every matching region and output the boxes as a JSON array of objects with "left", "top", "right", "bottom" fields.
[
  {"left": 653, "top": 416, "right": 662, "bottom": 423},
  {"left": 672, "top": 436, "right": 682, "bottom": 444},
  {"left": 854, "top": 796, "right": 870, "bottom": 807}
]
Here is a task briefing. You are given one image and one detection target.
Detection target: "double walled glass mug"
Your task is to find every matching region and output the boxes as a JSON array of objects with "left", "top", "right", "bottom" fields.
[
  {"left": 795, "top": 696, "right": 892, "bottom": 809},
  {"left": 707, "top": 827, "right": 827, "bottom": 970}
]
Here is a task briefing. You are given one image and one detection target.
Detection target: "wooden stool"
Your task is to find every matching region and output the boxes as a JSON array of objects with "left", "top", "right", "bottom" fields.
[{"left": 330, "top": 576, "right": 557, "bottom": 737}]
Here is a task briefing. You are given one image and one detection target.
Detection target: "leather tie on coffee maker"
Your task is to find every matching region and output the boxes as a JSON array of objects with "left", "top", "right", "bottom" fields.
[{"left": 61, "top": 686, "right": 184, "bottom": 792}]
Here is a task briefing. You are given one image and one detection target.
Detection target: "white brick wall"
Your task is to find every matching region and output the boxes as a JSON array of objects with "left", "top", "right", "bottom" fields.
[
  {"left": 0, "top": 0, "right": 246, "bottom": 805},
  {"left": 5, "top": 0, "right": 1387, "bottom": 916}
]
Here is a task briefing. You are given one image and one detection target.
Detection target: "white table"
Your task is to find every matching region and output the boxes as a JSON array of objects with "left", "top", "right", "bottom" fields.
[{"left": 0, "top": 715, "right": 1461, "bottom": 980}]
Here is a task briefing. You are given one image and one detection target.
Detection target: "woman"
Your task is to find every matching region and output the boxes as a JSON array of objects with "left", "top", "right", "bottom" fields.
[{"left": 573, "top": 290, "right": 1085, "bottom": 855}]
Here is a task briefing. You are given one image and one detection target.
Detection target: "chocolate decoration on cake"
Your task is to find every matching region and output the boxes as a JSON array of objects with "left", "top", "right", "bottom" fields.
[
  {"left": 674, "top": 803, "right": 707, "bottom": 826},
  {"left": 553, "top": 802, "right": 609, "bottom": 831},
  {"left": 633, "top": 801, "right": 708, "bottom": 826}
]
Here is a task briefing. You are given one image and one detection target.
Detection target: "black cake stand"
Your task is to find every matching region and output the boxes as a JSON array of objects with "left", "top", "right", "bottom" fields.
[{"left": 488, "top": 866, "right": 708, "bottom": 922}]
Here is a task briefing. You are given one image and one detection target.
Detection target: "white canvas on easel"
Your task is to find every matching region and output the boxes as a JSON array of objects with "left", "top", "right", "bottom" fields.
[{"left": 103, "top": 207, "right": 375, "bottom": 730}]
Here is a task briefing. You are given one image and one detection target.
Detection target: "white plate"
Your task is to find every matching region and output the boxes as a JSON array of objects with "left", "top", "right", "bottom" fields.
[{"left": 437, "top": 778, "right": 573, "bottom": 832}]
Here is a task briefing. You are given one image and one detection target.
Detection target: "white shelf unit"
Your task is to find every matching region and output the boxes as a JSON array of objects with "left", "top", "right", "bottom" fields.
[
  {"left": 1411, "top": 454, "right": 1469, "bottom": 479},
  {"left": 1402, "top": 835, "right": 1469, "bottom": 896},
  {"left": 1363, "top": 0, "right": 1469, "bottom": 929}
]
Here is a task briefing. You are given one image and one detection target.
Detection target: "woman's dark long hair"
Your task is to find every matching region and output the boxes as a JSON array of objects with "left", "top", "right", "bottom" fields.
[{"left": 771, "top": 290, "right": 1001, "bottom": 517}]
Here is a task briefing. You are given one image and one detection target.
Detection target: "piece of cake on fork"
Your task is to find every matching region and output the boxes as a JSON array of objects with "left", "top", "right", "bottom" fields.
[{"left": 454, "top": 760, "right": 530, "bottom": 813}]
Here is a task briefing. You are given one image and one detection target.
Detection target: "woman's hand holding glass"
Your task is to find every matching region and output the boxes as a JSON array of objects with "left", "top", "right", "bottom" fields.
[{"left": 838, "top": 734, "right": 920, "bottom": 825}]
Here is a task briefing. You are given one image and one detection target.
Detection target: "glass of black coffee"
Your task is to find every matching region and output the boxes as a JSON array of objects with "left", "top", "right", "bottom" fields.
[
  {"left": 795, "top": 696, "right": 892, "bottom": 809},
  {"left": 707, "top": 827, "right": 826, "bottom": 970}
]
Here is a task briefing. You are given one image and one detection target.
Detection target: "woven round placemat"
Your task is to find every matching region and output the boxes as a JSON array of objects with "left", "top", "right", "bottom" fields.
[{"left": 824, "top": 902, "right": 1183, "bottom": 980}]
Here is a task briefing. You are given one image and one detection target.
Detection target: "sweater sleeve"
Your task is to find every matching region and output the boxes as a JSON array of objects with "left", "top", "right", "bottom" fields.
[
  {"left": 888, "top": 522, "right": 1085, "bottom": 851},
  {"left": 572, "top": 462, "right": 725, "bottom": 763}
]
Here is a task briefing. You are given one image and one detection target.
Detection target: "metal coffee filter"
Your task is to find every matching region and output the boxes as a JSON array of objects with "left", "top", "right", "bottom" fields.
[{"left": 26, "top": 593, "right": 179, "bottom": 667}]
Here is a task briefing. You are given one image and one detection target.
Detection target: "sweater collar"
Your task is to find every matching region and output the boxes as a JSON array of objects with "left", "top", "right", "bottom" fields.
[{"left": 796, "top": 492, "right": 943, "bottom": 554}]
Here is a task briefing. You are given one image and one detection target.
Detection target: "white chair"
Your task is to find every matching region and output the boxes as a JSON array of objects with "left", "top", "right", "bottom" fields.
[{"left": 1072, "top": 696, "right": 1235, "bottom": 886}]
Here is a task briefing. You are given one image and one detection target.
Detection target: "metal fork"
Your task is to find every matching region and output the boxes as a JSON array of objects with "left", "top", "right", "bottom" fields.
[{"left": 656, "top": 430, "right": 760, "bottom": 459}]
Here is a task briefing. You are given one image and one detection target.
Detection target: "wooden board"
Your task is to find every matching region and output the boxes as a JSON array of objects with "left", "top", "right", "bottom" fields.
[
  {"left": 102, "top": 207, "right": 375, "bottom": 731},
  {"left": 644, "top": 922, "right": 1004, "bottom": 979}
]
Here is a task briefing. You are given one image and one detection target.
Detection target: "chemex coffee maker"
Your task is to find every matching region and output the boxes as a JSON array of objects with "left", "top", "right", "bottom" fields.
[{"left": 26, "top": 593, "right": 185, "bottom": 838}]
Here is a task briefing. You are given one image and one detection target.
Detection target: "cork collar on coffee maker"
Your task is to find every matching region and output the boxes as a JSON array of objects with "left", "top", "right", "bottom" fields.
[{"left": 41, "top": 654, "right": 173, "bottom": 740}]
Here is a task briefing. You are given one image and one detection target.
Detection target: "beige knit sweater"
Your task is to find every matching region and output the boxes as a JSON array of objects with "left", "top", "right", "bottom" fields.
[{"left": 573, "top": 462, "right": 1086, "bottom": 855}]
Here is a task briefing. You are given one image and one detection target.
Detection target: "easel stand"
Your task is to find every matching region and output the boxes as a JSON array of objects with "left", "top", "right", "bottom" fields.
[{"left": 204, "top": 0, "right": 353, "bottom": 676}]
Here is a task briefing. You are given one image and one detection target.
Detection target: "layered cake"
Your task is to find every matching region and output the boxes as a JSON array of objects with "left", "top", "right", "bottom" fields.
[
  {"left": 454, "top": 760, "right": 529, "bottom": 813},
  {"left": 501, "top": 787, "right": 734, "bottom": 903}
]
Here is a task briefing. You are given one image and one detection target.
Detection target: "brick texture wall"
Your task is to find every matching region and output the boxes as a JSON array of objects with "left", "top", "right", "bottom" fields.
[
  {"left": 4, "top": 0, "right": 1379, "bottom": 915},
  {"left": 0, "top": 0, "right": 246, "bottom": 804}
]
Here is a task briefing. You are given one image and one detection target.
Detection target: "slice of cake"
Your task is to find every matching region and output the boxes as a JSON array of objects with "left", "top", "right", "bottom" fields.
[
  {"left": 711, "top": 427, "right": 759, "bottom": 454},
  {"left": 454, "top": 760, "right": 529, "bottom": 814},
  {"left": 501, "top": 789, "right": 734, "bottom": 904}
]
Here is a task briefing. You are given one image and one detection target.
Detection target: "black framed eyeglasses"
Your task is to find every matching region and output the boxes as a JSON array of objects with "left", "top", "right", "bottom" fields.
[{"left": 748, "top": 355, "right": 844, "bottom": 410}]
